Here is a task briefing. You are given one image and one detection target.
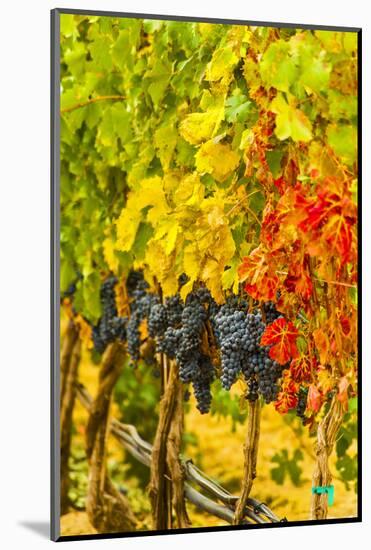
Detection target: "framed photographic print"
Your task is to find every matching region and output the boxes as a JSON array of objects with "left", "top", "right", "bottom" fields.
[{"left": 51, "top": 8, "right": 361, "bottom": 541}]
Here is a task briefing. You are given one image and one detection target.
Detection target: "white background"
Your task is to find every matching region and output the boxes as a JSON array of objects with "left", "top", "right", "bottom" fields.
[{"left": 0, "top": 0, "right": 368, "bottom": 548}]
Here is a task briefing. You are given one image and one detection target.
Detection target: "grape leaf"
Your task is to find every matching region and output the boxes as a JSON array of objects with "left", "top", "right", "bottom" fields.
[{"left": 260, "top": 317, "right": 300, "bottom": 365}]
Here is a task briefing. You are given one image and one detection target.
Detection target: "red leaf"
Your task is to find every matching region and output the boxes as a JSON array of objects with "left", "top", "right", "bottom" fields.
[
  {"left": 290, "top": 356, "right": 316, "bottom": 383},
  {"left": 275, "top": 378, "right": 298, "bottom": 414},
  {"left": 238, "top": 245, "right": 279, "bottom": 301},
  {"left": 297, "top": 177, "right": 357, "bottom": 265},
  {"left": 340, "top": 316, "right": 351, "bottom": 336},
  {"left": 284, "top": 270, "right": 313, "bottom": 301},
  {"left": 260, "top": 317, "right": 299, "bottom": 365},
  {"left": 273, "top": 176, "right": 286, "bottom": 195}
]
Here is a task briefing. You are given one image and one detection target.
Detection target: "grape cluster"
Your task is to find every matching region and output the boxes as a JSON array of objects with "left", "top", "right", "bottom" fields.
[
  {"left": 126, "top": 270, "right": 148, "bottom": 297},
  {"left": 87, "top": 269, "right": 290, "bottom": 413},
  {"left": 92, "top": 277, "right": 128, "bottom": 353},
  {"left": 296, "top": 387, "right": 308, "bottom": 423},
  {"left": 126, "top": 313, "right": 141, "bottom": 362},
  {"left": 246, "top": 378, "right": 259, "bottom": 402},
  {"left": 148, "top": 304, "right": 168, "bottom": 338},
  {"left": 192, "top": 354, "right": 214, "bottom": 414},
  {"left": 127, "top": 272, "right": 159, "bottom": 363},
  {"left": 164, "top": 295, "right": 183, "bottom": 327},
  {"left": 263, "top": 301, "right": 282, "bottom": 325},
  {"left": 156, "top": 327, "right": 181, "bottom": 359},
  {"left": 212, "top": 301, "right": 284, "bottom": 403}
]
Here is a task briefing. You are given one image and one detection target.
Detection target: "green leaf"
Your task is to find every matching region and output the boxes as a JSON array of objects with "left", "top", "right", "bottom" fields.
[
  {"left": 260, "top": 40, "right": 298, "bottom": 92},
  {"left": 82, "top": 273, "right": 102, "bottom": 323},
  {"left": 266, "top": 150, "right": 284, "bottom": 178},
  {"left": 328, "top": 90, "right": 357, "bottom": 122},
  {"left": 225, "top": 94, "right": 252, "bottom": 123},
  {"left": 60, "top": 14, "right": 78, "bottom": 39},
  {"left": 205, "top": 46, "right": 238, "bottom": 82},
  {"left": 132, "top": 222, "right": 154, "bottom": 260},
  {"left": 64, "top": 42, "right": 86, "bottom": 77},
  {"left": 89, "top": 35, "right": 113, "bottom": 72},
  {"left": 154, "top": 124, "right": 178, "bottom": 170},
  {"left": 60, "top": 260, "right": 76, "bottom": 293},
  {"left": 327, "top": 123, "right": 357, "bottom": 165},
  {"left": 111, "top": 103, "right": 132, "bottom": 144}
]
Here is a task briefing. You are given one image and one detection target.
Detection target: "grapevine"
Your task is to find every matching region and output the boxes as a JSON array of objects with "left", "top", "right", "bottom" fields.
[{"left": 58, "top": 12, "right": 359, "bottom": 535}]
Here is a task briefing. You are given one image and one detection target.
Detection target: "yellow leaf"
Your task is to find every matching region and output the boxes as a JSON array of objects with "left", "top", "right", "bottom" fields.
[
  {"left": 179, "top": 97, "right": 225, "bottom": 145},
  {"left": 163, "top": 171, "right": 181, "bottom": 197},
  {"left": 317, "top": 366, "right": 333, "bottom": 393},
  {"left": 144, "top": 240, "right": 178, "bottom": 297},
  {"left": 201, "top": 258, "right": 224, "bottom": 302},
  {"left": 195, "top": 140, "right": 240, "bottom": 182},
  {"left": 182, "top": 242, "right": 201, "bottom": 283},
  {"left": 271, "top": 93, "right": 312, "bottom": 143},
  {"left": 102, "top": 237, "right": 119, "bottom": 272},
  {"left": 153, "top": 217, "right": 180, "bottom": 255},
  {"left": 154, "top": 125, "right": 178, "bottom": 170},
  {"left": 198, "top": 23, "right": 215, "bottom": 39},
  {"left": 116, "top": 195, "right": 141, "bottom": 252},
  {"left": 116, "top": 176, "right": 168, "bottom": 252},
  {"left": 180, "top": 279, "right": 194, "bottom": 301},
  {"left": 173, "top": 172, "right": 204, "bottom": 205},
  {"left": 205, "top": 46, "right": 238, "bottom": 82},
  {"left": 222, "top": 258, "right": 240, "bottom": 293},
  {"left": 139, "top": 177, "right": 168, "bottom": 224}
]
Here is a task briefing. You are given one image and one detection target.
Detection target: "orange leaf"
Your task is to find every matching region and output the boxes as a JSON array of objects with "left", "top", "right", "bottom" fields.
[
  {"left": 261, "top": 317, "right": 299, "bottom": 365},
  {"left": 290, "top": 356, "right": 315, "bottom": 382},
  {"left": 297, "top": 177, "right": 357, "bottom": 265},
  {"left": 313, "top": 328, "right": 329, "bottom": 365},
  {"left": 238, "top": 245, "right": 279, "bottom": 301},
  {"left": 274, "top": 377, "right": 298, "bottom": 414},
  {"left": 284, "top": 270, "right": 313, "bottom": 301},
  {"left": 307, "top": 384, "right": 322, "bottom": 413},
  {"left": 317, "top": 366, "right": 334, "bottom": 394},
  {"left": 337, "top": 376, "right": 349, "bottom": 410}
]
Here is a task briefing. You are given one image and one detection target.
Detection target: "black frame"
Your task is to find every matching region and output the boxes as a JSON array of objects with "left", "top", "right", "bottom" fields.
[{"left": 51, "top": 7, "right": 362, "bottom": 542}]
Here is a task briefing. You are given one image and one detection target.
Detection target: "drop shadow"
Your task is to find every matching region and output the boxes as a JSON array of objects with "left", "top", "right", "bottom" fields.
[{"left": 18, "top": 521, "right": 50, "bottom": 539}]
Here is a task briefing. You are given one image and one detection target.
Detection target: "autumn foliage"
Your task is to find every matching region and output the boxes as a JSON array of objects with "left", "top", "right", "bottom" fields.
[{"left": 60, "top": 16, "right": 358, "bottom": 429}]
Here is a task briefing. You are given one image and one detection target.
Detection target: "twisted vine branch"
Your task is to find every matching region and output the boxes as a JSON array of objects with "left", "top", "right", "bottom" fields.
[
  {"left": 311, "top": 397, "right": 344, "bottom": 520},
  {"left": 61, "top": 95, "right": 126, "bottom": 114},
  {"left": 234, "top": 398, "right": 261, "bottom": 524},
  {"left": 60, "top": 321, "right": 80, "bottom": 515},
  {"left": 76, "top": 383, "right": 280, "bottom": 526},
  {"left": 85, "top": 342, "right": 136, "bottom": 533}
]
